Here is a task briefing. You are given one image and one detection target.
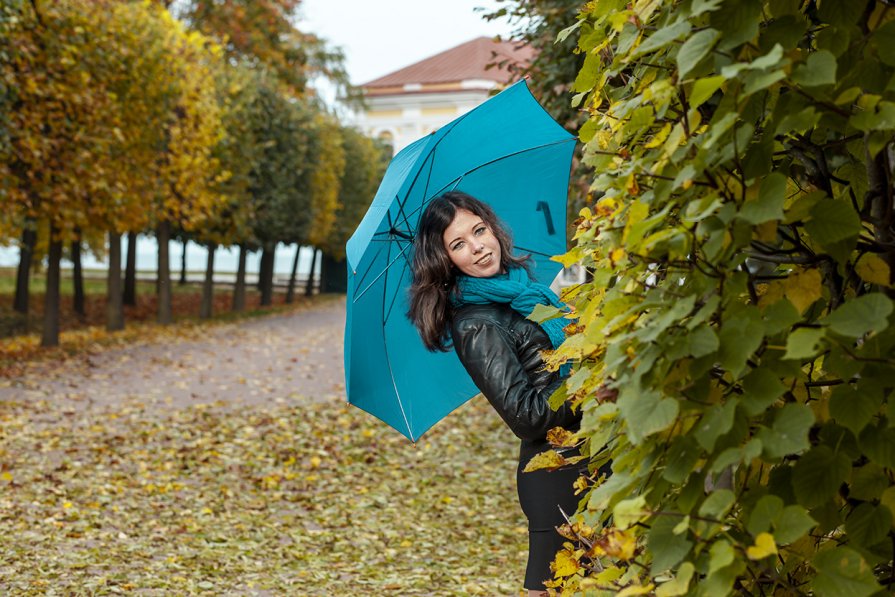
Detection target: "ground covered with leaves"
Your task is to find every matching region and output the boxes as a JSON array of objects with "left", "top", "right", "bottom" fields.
[{"left": 0, "top": 304, "right": 531, "bottom": 595}]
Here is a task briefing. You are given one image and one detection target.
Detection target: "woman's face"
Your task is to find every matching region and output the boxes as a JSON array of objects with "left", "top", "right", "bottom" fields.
[{"left": 442, "top": 208, "right": 502, "bottom": 278}]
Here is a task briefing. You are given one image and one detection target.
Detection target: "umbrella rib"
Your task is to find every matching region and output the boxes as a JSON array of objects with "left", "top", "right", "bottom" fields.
[
  {"left": 352, "top": 240, "right": 413, "bottom": 303},
  {"left": 352, "top": 238, "right": 390, "bottom": 295},
  {"left": 378, "top": 248, "right": 416, "bottom": 441},
  {"left": 382, "top": 247, "right": 413, "bottom": 325}
]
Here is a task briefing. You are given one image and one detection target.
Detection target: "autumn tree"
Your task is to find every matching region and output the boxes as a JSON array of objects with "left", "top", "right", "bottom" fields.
[
  {"left": 173, "top": 0, "right": 353, "bottom": 101},
  {"left": 247, "top": 81, "right": 315, "bottom": 306},
  {"left": 544, "top": 1, "right": 895, "bottom": 594},
  {"left": 2, "top": 0, "right": 134, "bottom": 344},
  {"left": 294, "top": 113, "right": 344, "bottom": 300},
  {"left": 317, "top": 128, "right": 389, "bottom": 293}
]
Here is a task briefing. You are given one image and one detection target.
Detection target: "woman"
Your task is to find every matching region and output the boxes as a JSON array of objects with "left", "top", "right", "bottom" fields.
[{"left": 408, "top": 191, "right": 582, "bottom": 595}]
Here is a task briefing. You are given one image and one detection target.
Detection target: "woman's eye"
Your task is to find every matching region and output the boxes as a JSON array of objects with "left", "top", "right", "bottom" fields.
[
  {"left": 452, "top": 242, "right": 463, "bottom": 251},
  {"left": 474, "top": 227, "right": 486, "bottom": 235}
]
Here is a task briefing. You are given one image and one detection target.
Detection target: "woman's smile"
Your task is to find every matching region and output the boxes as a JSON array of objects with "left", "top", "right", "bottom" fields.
[{"left": 443, "top": 208, "right": 502, "bottom": 277}]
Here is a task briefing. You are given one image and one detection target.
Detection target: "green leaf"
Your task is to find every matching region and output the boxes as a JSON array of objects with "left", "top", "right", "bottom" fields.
[
  {"left": 710, "top": 0, "right": 761, "bottom": 50},
  {"left": 792, "top": 446, "right": 851, "bottom": 508},
  {"left": 635, "top": 20, "right": 692, "bottom": 56},
  {"left": 845, "top": 502, "right": 893, "bottom": 547},
  {"left": 692, "top": 0, "right": 723, "bottom": 18},
  {"left": 791, "top": 50, "right": 837, "bottom": 87},
  {"left": 824, "top": 294, "right": 894, "bottom": 338},
  {"left": 740, "top": 369, "right": 786, "bottom": 416},
  {"left": 698, "top": 489, "right": 735, "bottom": 519},
  {"left": 617, "top": 387, "right": 679, "bottom": 444},
  {"left": 655, "top": 561, "right": 695, "bottom": 597},
  {"left": 648, "top": 514, "right": 693, "bottom": 575},
  {"left": 812, "top": 547, "right": 882, "bottom": 597},
  {"left": 775, "top": 505, "right": 816, "bottom": 544},
  {"left": 663, "top": 436, "right": 702, "bottom": 484},
  {"left": 759, "top": 403, "right": 814, "bottom": 459},
  {"left": 718, "top": 308, "right": 764, "bottom": 377},
  {"left": 872, "top": 19, "right": 895, "bottom": 67},
  {"left": 687, "top": 325, "right": 719, "bottom": 358},
  {"left": 783, "top": 327, "right": 826, "bottom": 360},
  {"left": 677, "top": 29, "right": 720, "bottom": 78},
  {"left": 613, "top": 495, "right": 648, "bottom": 529},
  {"left": 805, "top": 199, "right": 862, "bottom": 246},
  {"left": 690, "top": 75, "right": 725, "bottom": 108},
  {"left": 747, "top": 494, "right": 783, "bottom": 536},
  {"left": 858, "top": 423, "right": 895, "bottom": 469},
  {"left": 707, "top": 539, "right": 735, "bottom": 575},
  {"left": 695, "top": 399, "right": 738, "bottom": 452},
  {"left": 849, "top": 464, "right": 889, "bottom": 501},
  {"left": 829, "top": 384, "right": 882, "bottom": 436},
  {"left": 738, "top": 172, "right": 786, "bottom": 224}
]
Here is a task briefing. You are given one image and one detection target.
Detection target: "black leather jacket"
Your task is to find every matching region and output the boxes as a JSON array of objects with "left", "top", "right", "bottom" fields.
[{"left": 451, "top": 303, "right": 580, "bottom": 464}]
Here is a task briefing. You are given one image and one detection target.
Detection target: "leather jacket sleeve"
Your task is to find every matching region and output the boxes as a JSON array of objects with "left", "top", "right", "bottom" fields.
[{"left": 452, "top": 314, "right": 580, "bottom": 441}]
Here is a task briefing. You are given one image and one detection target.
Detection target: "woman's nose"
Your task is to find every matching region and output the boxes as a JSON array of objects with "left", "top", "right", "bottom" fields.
[{"left": 472, "top": 242, "right": 484, "bottom": 253}]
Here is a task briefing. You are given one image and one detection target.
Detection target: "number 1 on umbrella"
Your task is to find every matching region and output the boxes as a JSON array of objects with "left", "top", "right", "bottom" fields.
[{"left": 536, "top": 201, "right": 555, "bottom": 235}]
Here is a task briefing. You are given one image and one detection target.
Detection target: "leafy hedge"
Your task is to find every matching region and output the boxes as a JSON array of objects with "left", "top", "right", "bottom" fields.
[{"left": 541, "top": 0, "right": 895, "bottom": 594}]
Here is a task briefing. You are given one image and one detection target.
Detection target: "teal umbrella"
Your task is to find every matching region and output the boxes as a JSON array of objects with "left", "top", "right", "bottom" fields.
[{"left": 345, "top": 80, "right": 575, "bottom": 441}]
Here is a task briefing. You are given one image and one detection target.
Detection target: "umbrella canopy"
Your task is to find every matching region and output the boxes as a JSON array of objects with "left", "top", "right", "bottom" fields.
[{"left": 345, "top": 80, "right": 575, "bottom": 441}]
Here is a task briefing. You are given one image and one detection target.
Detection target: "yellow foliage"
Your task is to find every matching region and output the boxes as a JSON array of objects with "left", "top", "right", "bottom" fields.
[
  {"left": 856, "top": 254, "right": 892, "bottom": 287},
  {"left": 552, "top": 547, "right": 584, "bottom": 577},
  {"left": 746, "top": 532, "right": 778, "bottom": 560},
  {"left": 783, "top": 268, "right": 823, "bottom": 314}
]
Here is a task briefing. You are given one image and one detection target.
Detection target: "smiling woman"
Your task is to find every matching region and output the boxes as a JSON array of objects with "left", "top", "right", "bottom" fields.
[{"left": 408, "top": 191, "right": 583, "bottom": 595}]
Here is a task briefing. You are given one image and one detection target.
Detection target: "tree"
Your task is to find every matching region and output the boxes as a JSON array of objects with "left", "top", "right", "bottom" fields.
[
  {"left": 317, "top": 128, "right": 389, "bottom": 293},
  {"left": 301, "top": 113, "right": 345, "bottom": 297},
  {"left": 545, "top": 1, "right": 895, "bottom": 594},
  {"left": 174, "top": 0, "right": 353, "bottom": 101},
  {"left": 3, "top": 0, "right": 131, "bottom": 344},
  {"left": 247, "top": 81, "right": 315, "bottom": 306}
]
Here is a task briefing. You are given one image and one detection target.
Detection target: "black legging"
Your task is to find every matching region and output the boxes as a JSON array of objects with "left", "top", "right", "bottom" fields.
[{"left": 516, "top": 462, "right": 584, "bottom": 590}]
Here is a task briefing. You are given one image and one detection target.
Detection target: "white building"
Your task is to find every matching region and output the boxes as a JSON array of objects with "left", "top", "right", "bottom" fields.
[{"left": 356, "top": 37, "right": 534, "bottom": 155}]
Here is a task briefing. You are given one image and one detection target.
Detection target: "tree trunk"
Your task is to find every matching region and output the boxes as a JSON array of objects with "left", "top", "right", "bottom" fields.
[
  {"left": 305, "top": 248, "right": 319, "bottom": 296},
  {"left": 285, "top": 244, "right": 300, "bottom": 304},
  {"left": 232, "top": 244, "right": 247, "bottom": 312},
  {"left": 106, "top": 231, "right": 124, "bottom": 331},
  {"left": 179, "top": 238, "right": 188, "bottom": 285},
  {"left": 200, "top": 243, "right": 216, "bottom": 319},
  {"left": 320, "top": 252, "right": 348, "bottom": 294},
  {"left": 41, "top": 226, "right": 63, "bottom": 347},
  {"left": 157, "top": 220, "right": 172, "bottom": 324},
  {"left": 123, "top": 231, "right": 137, "bottom": 306},
  {"left": 14, "top": 226, "right": 37, "bottom": 315},
  {"left": 259, "top": 244, "right": 275, "bottom": 306},
  {"left": 72, "top": 233, "right": 85, "bottom": 318}
]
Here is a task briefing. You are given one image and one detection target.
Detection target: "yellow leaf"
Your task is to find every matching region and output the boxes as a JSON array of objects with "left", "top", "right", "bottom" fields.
[
  {"left": 523, "top": 450, "right": 584, "bottom": 472},
  {"left": 546, "top": 427, "right": 579, "bottom": 448},
  {"left": 551, "top": 547, "right": 582, "bottom": 578},
  {"left": 0, "top": 472, "right": 12, "bottom": 482},
  {"left": 783, "top": 268, "right": 823, "bottom": 314},
  {"left": 644, "top": 122, "right": 672, "bottom": 149},
  {"left": 617, "top": 583, "right": 656, "bottom": 596},
  {"left": 747, "top": 532, "right": 778, "bottom": 560},
  {"left": 856, "top": 254, "right": 892, "bottom": 287},
  {"left": 595, "top": 196, "right": 618, "bottom": 217}
]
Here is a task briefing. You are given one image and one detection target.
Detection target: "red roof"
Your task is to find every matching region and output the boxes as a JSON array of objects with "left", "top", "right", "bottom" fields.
[{"left": 362, "top": 36, "right": 534, "bottom": 89}]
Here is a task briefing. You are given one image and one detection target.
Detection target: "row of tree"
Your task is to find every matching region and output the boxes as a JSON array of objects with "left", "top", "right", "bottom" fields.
[{"left": 0, "top": 0, "right": 388, "bottom": 346}]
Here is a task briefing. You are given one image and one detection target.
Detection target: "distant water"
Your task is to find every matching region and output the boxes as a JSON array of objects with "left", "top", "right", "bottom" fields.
[{"left": 0, "top": 236, "right": 318, "bottom": 276}]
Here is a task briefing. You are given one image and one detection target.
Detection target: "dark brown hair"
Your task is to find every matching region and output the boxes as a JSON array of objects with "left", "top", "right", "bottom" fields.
[{"left": 408, "top": 191, "right": 528, "bottom": 351}]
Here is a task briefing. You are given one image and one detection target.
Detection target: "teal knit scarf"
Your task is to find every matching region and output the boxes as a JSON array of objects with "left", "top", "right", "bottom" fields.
[{"left": 453, "top": 266, "right": 570, "bottom": 359}]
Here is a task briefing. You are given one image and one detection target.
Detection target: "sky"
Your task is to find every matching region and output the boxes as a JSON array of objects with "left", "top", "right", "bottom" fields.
[{"left": 297, "top": 0, "right": 518, "bottom": 106}]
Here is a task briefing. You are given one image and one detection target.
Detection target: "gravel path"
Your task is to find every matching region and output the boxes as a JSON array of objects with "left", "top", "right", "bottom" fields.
[{"left": 0, "top": 297, "right": 347, "bottom": 410}]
